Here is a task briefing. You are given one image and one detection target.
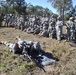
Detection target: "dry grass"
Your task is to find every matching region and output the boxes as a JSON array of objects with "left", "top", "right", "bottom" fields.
[{"left": 0, "top": 27, "right": 76, "bottom": 75}]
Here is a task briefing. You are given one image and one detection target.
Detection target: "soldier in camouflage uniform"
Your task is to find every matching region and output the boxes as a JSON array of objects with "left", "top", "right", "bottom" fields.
[
  {"left": 20, "top": 15, "right": 25, "bottom": 31},
  {"left": 48, "top": 15, "right": 56, "bottom": 38},
  {"left": 33, "top": 25, "right": 40, "bottom": 34},
  {"left": 4, "top": 14, "right": 10, "bottom": 27},
  {"left": 56, "top": 16, "right": 63, "bottom": 41},
  {"left": 66, "top": 17, "right": 75, "bottom": 41},
  {"left": 40, "top": 23, "right": 49, "bottom": 37}
]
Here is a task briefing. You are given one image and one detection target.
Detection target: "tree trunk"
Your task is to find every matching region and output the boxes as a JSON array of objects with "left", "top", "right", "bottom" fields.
[
  {"left": 60, "top": 7, "right": 62, "bottom": 16},
  {"left": 62, "top": 7, "right": 64, "bottom": 25}
]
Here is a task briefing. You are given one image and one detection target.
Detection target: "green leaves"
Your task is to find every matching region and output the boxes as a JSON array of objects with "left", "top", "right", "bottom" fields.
[{"left": 48, "top": 0, "right": 73, "bottom": 15}]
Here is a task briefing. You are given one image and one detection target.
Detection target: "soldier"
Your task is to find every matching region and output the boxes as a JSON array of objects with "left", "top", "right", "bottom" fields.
[
  {"left": 48, "top": 15, "right": 56, "bottom": 38},
  {"left": 26, "top": 27, "right": 34, "bottom": 34},
  {"left": 56, "top": 16, "right": 63, "bottom": 41},
  {"left": 16, "top": 15, "right": 21, "bottom": 29},
  {"left": 41, "top": 15, "right": 45, "bottom": 24},
  {"left": 23, "top": 21, "right": 30, "bottom": 32},
  {"left": 4, "top": 14, "right": 10, "bottom": 27},
  {"left": 45, "top": 15, "right": 49, "bottom": 23},
  {"left": 20, "top": 15, "right": 25, "bottom": 31},
  {"left": 49, "top": 15, "right": 56, "bottom": 28},
  {"left": 9, "top": 14, "right": 15, "bottom": 27},
  {"left": 40, "top": 23, "right": 49, "bottom": 37},
  {"left": 66, "top": 17, "right": 75, "bottom": 41},
  {"left": 15, "top": 36, "right": 42, "bottom": 56},
  {"left": 48, "top": 23, "right": 56, "bottom": 38},
  {"left": 66, "top": 17, "right": 71, "bottom": 41},
  {"left": 33, "top": 25, "right": 40, "bottom": 34},
  {"left": 29, "top": 15, "right": 32, "bottom": 22}
]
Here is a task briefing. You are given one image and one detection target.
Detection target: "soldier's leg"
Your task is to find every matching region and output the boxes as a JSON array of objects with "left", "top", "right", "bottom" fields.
[
  {"left": 6, "top": 22, "right": 9, "bottom": 27},
  {"left": 56, "top": 30, "right": 61, "bottom": 41},
  {"left": 70, "top": 31, "right": 74, "bottom": 41},
  {"left": 48, "top": 28, "right": 52, "bottom": 38},
  {"left": 66, "top": 29, "right": 70, "bottom": 41}
]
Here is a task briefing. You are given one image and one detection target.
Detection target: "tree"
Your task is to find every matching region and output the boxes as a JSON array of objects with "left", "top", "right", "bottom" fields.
[
  {"left": 0, "top": 0, "right": 8, "bottom": 14},
  {"left": 26, "top": 4, "right": 53, "bottom": 16},
  {"left": 70, "top": 5, "right": 76, "bottom": 17},
  {"left": 6, "top": 0, "right": 27, "bottom": 14},
  {"left": 48, "top": 0, "right": 73, "bottom": 15},
  {"left": 48, "top": 0, "right": 73, "bottom": 24}
]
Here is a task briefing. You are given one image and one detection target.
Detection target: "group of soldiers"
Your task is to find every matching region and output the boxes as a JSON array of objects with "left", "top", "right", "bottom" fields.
[{"left": 1, "top": 14, "right": 76, "bottom": 42}]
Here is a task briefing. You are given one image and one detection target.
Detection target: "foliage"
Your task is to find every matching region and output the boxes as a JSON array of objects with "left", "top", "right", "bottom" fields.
[
  {"left": 64, "top": 5, "right": 76, "bottom": 21},
  {"left": 5, "top": 0, "right": 27, "bottom": 14},
  {"left": 70, "top": 5, "right": 76, "bottom": 17},
  {"left": 48, "top": 0, "right": 73, "bottom": 15},
  {"left": 0, "top": 0, "right": 53, "bottom": 16},
  {"left": 26, "top": 4, "right": 53, "bottom": 16}
]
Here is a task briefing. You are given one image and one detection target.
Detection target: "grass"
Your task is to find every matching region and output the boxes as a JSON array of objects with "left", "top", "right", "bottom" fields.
[{"left": 0, "top": 27, "right": 76, "bottom": 75}]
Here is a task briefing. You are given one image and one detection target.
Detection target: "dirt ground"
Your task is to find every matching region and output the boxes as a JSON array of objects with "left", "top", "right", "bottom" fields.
[{"left": 0, "top": 27, "right": 76, "bottom": 75}]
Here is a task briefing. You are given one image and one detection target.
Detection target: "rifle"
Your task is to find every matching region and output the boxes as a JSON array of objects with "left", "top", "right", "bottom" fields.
[{"left": 22, "top": 46, "right": 46, "bottom": 72}]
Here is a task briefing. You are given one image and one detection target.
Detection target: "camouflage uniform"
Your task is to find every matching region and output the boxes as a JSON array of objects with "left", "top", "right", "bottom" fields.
[
  {"left": 66, "top": 17, "right": 75, "bottom": 41},
  {"left": 56, "top": 16, "right": 63, "bottom": 41},
  {"left": 20, "top": 15, "right": 25, "bottom": 31},
  {"left": 17, "top": 16, "right": 21, "bottom": 29},
  {"left": 48, "top": 15, "right": 56, "bottom": 38},
  {"left": 40, "top": 23, "right": 49, "bottom": 37},
  {"left": 33, "top": 25, "right": 40, "bottom": 34},
  {"left": 4, "top": 14, "right": 10, "bottom": 27}
]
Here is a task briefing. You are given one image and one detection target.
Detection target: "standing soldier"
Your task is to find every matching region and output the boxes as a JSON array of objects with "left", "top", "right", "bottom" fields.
[
  {"left": 48, "top": 15, "right": 56, "bottom": 38},
  {"left": 56, "top": 16, "right": 63, "bottom": 41},
  {"left": 66, "top": 17, "right": 75, "bottom": 41},
  {"left": 20, "top": 15, "right": 25, "bottom": 31},
  {"left": 41, "top": 15, "right": 45, "bottom": 24},
  {"left": 66, "top": 17, "right": 71, "bottom": 41},
  {"left": 4, "top": 14, "right": 10, "bottom": 27}
]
